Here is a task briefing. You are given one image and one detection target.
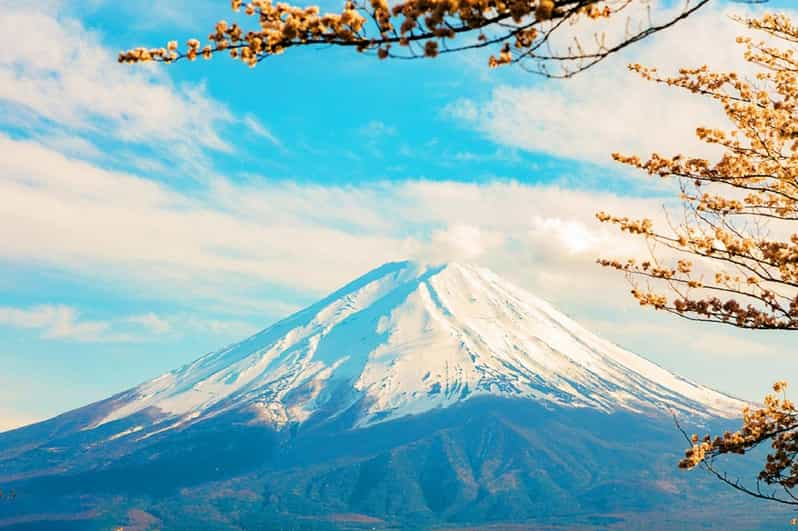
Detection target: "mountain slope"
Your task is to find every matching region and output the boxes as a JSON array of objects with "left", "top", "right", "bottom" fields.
[
  {"left": 0, "top": 398, "right": 780, "bottom": 530},
  {"left": 0, "top": 261, "right": 771, "bottom": 530},
  {"left": 83, "top": 261, "right": 742, "bottom": 441}
]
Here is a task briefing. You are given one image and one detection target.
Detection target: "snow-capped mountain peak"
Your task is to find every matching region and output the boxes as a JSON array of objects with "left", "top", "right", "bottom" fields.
[{"left": 93, "top": 261, "right": 745, "bottom": 436}]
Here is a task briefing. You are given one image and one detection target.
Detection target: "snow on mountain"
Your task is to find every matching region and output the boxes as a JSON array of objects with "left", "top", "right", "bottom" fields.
[{"left": 92, "top": 261, "right": 745, "bottom": 437}]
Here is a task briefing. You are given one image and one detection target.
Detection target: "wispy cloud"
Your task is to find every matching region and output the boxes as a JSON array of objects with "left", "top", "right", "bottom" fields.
[
  {"left": 127, "top": 313, "right": 170, "bottom": 334},
  {"left": 0, "top": 128, "right": 667, "bottom": 318},
  {"left": 0, "top": 8, "right": 229, "bottom": 146},
  {"left": 358, "top": 120, "right": 397, "bottom": 139},
  {"left": 444, "top": 3, "right": 765, "bottom": 166},
  {"left": 0, "top": 304, "right": 258, "bottom": 344},
  {"left": 243, "top": 114, "right": 282, "bottom": 147},
  {"left": 0, "top": 2, "right": 279, "bottom": 177},
  {"left": 355, "top": 120, "right": 399, "bottom": 158},
  {"left": 5, "top": 122, "right": 792, "bottom": 399},
  {"left": 175, "top": 315, "right": 259, "bottom": 339},
  {"left": 0, "top": 304, "right": 114, "bottom": 342},
  {"left": 0, "top": 0, "right": 791, "bottom": 412}
]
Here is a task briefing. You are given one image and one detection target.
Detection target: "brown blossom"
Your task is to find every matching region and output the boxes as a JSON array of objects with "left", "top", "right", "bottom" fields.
[
  {"left": 599, "top": 13, "right": 798, "bottom": 507},
  {"left": 119, "top": 0, "right": 711, "bottom": 77}
]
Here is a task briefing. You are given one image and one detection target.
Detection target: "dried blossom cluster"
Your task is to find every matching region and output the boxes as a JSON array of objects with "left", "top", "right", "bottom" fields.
[
  {"left": 597, "top": 12, "right": 798, "bottom": 506},
  {"left": 679, "top": 382, "right": 798, "bottom": 504},
  {"left": 119, "top": 0, "right": 710, "bottom": 76},
  {"left": 598, "top": 13, "right": 798, "bottom": 331}
]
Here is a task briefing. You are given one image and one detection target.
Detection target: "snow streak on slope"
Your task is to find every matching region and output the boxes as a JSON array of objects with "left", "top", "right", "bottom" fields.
[{"left": 94, "top": 262, "right": 745, "bottom": 434}]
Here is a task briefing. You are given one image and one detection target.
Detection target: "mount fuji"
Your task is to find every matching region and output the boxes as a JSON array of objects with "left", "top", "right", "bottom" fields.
[{"left": 0, "top": 262, "right": 776, "bottom": 530}]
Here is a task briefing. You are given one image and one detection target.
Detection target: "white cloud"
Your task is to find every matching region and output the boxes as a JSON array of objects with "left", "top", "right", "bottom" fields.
[
  {"left": 243, "top": 115, "right": 282, "bottom": 147},
  {"left": 0, "top": 135, "right": 416, "bottom": 303},
  {"left": 176, "top": 315, "right": 259, "bottom": 339},
  {"left": 0, "top": 0, "right": 792, "bottom": 409},
  {"left": 0, "top": 298, "right": 264, "bottom": 346},
  {"left": 0, "top": 305, "right": 187, "bottom": 343},
  {"left": 127, "top": 313, "right": 170, "bottom": 334},
  {"left": 0, "top": 305, "right": 111, "bottom": 342},
  {"left": 0, "top": 128, "right": 673, "bottom": 332},
  {"left": 0, "top": 3, "right": 281, "bottom": 177},
  {"left": 358, "top": 120, "right": 397, "bottom": 139},
  {"left": 0, "top": 130, "right": 793, "bottom": 399},
  {"left": 128, "top": 313, "right": 259, "bottom": 341},
  {"left": 430, "top": 224, "right": 502, "bottom": 260},
  {"left": 0, "top": 8, "right": 228, "bottom": 147},
  {"left": 445, "top": 3, "right": 768, "bottom": 165}
]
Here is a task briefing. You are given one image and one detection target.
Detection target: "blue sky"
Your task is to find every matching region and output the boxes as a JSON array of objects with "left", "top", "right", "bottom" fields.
[{"left": 1, "top": 0, "right": 796, "bottom": 430}]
